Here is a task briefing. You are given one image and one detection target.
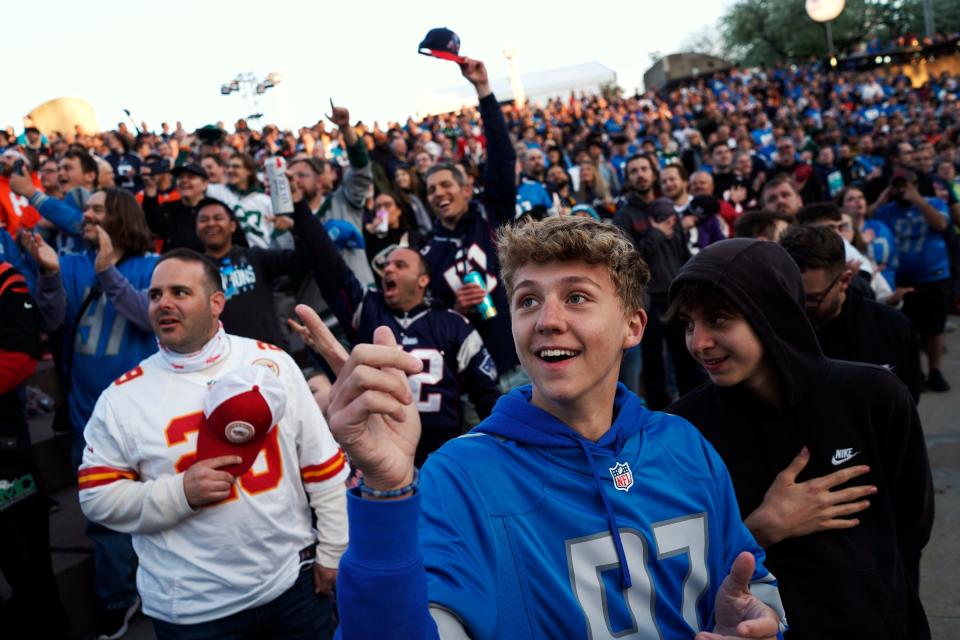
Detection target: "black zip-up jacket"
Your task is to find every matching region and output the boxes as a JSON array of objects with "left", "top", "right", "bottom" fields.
[
  {"left": 667, "top": 239, "right": 933, "bottom": 640},
  {"left": 612, "top": 195, "right": 690, "bottom": 296},
  {"left": 816, "top": 286, "right": 922, "bottom": 403}
]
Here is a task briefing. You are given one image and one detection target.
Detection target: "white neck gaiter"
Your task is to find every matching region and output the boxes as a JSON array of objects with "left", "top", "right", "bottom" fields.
[{"left": 157, "top": 323, "right": 230, "bottom": 373}]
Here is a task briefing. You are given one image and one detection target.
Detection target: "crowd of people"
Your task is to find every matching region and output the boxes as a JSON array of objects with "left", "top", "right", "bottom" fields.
[{"left": 0, "top": 49, "right": 955, "bottom": 639}]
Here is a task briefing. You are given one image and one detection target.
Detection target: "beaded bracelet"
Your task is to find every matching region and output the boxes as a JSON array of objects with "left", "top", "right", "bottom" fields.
[{"left": 357, "top": 467, "right": 419, "bottom": 498}]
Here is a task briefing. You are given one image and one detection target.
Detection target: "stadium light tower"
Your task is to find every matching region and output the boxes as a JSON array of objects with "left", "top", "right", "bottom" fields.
[
  {"left": 806, "top": 0, "right": 846, "bottom": 66},
  {"left": 219, "top": 72, "right": 283, "bottom": 121}
]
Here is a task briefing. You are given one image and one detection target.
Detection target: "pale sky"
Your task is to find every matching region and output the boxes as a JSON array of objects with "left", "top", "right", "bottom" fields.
[{"left": 4, "top": 0, "right": 731, "bottom": 134}]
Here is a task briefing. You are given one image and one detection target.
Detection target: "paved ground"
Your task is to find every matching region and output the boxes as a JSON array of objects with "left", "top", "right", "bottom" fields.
[
  {"left": 124, "top": 325, "right": 960, "bottom": 639},
  {"left": 918, "top": 323, "right": 960, "bottom": 638}
]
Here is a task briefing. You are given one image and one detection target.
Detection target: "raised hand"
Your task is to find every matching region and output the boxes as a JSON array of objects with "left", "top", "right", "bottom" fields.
[
  {"left": 183, "top": 455, "right": 241, "bottom": 508},
  {"left": 326, "top": 101, "right": 351, "bottom": 130},
  {"left": 21, "top": 231, "right": 60, "bottom": 274},
  {"left": 744, "top": 447, "right": 875, "bottom": 547},
  {"left": 8, "top": 166, "right": 37, "bottom": 199},
  {"left": 459, "top": 57, "right": 491, "bottom": 98},
  {"left": 696, "top": 552, "right": 781, "bottom": 640},
  {"left": 291, "top": 305, "right": 423, "bottom": 493},
  {"left": 94, "top": 225, "right": 120, "bottom": 273}
]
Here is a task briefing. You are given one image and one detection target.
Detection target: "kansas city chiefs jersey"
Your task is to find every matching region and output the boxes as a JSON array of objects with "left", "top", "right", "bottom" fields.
[{"left": 78, "top": 335, "right": 348, "bottom": 625}]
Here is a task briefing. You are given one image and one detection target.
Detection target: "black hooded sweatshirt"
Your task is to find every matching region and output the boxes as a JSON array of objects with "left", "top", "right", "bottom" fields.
[{"left": 666, "top": 239, "right": 933, "bottom": 640}]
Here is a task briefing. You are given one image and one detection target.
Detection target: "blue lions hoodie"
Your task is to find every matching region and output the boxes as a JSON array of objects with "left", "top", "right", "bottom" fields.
[{"left": 337, "top": 384, "right": 783, "bottom": 639}]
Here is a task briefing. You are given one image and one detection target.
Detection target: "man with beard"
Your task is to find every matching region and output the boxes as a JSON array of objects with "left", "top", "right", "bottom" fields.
[
  {"left": 770, "top": 137, "right": 823, "bottom": 204},
  {"left": 780, "top": 224, "right": 921, "bottom": 402},
  {"left": 614, "top": 175, "right": 704, "bottom": 408},
  {"left": 760, "top": 176, "right": 804, "bottom": 220},
  {"left": 23, "top": 188, "right": 157, "bottom": 639},
  {"left": 707, "top": 141, "right": 737, "bottom": 199},
  {"left": 515, "top": 147, "right": 552, "bottom": 219},
  {"left": 290, "top": 197, "right": 499, "bottom": 466}
]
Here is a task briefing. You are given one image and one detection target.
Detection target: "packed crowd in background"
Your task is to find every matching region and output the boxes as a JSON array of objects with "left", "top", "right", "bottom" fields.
[{"left": 0, "top": 53, "right": 956, "bottom": 639}]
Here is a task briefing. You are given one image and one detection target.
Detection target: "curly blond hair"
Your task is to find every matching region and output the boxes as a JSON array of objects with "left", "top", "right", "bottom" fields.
[{"left": 497, "top": 216, "right": 650, "bottom": 315}]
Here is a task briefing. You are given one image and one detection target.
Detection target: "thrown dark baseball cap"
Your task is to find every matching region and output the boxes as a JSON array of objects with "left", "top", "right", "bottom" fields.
[{"left": 418, "top": 27, "right": 465, "bottom": 63}]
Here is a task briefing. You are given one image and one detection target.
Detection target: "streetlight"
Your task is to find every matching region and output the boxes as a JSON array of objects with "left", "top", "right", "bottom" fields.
[
  {"left": 806, "top": 0, "right": 846, "bottom": 64},
  {"left": 502, "top": 44, "right": 526, "bottom": 109}
]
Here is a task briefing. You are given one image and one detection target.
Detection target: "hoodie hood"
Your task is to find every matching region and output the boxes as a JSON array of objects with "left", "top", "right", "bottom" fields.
[
  {"left": 474, "top": 383, "right": 648, "bottom": 589},
  {"left": 669, "top": 238, "right": 825, "bottom": 408}
]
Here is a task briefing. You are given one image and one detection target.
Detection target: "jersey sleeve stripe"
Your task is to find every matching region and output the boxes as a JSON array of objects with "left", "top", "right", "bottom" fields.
[
  {"left": 0, "top": 271, "right": 27, "bottom": 297},
  {"left": 78, "top": 466, "right": 139, "bottom": 485},
  {"left": 301, "top": 451, "right": 346, "bottom": 482}
]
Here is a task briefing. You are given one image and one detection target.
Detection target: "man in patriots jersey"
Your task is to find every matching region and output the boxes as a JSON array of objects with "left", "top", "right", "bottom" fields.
[
  {"left": 290, "top": 198, "right": 499, "bottom": 465},
  {"left": 872, "top": 170, "right": 952, "bottom": 391},
  {"left": 80, "top": 249, "right": 348, "bottom": 639},
  {"left": 298, "top": 216, "right": 786, "bottom": 639},
  {"left": 420, "top": 58, "right": 522, "bottom": 387}
]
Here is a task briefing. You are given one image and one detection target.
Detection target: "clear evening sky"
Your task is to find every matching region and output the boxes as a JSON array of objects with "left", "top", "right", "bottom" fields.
[{"left": 4, "top": 0, "right": 731, "bottom": 133}]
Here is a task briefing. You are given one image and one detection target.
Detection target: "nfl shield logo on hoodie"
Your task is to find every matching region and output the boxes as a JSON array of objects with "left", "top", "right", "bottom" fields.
[{"left": 609, "top": 462, "right": 634, "bottom": 492}]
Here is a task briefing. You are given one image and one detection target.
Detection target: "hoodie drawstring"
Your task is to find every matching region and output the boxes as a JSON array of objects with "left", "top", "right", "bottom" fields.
[{"left": 577, "top": 440, "right": 632, "bottom": 589}]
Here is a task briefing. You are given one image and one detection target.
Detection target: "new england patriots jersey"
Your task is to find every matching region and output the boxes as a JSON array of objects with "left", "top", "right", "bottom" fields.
[
  {"left": 337, "top": 385, "right": 786, "bottom": 639},
  {"left": 355, "top": 297, "right": 500, "bottom": 436},
  {"left": 873, "top": 197, "right": 950, "bottom": 283},
  {"left": 289, "top": 200, "right": 500, "bottom": 441},
  {"left": 420, "top": 92, "right": 519, "bottom": 375}
]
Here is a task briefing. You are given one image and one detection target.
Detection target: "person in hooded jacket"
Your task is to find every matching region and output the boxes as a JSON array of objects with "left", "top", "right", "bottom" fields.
[
  {"left": 295, "top": 216, "right": 787, "bottom": 639},
  {"left": 666, "top": 238, "right": 934, "bottom": 640}
]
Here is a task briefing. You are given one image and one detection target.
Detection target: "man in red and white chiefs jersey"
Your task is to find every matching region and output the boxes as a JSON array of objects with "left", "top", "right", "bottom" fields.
[{"left": 78, "top": 247, "right": 348, "bottom": 639}]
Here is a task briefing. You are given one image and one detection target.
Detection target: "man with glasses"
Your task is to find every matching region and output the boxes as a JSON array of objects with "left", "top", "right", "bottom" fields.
[{"left": 780, "top": 224, "right": 922, "bottom": 401}]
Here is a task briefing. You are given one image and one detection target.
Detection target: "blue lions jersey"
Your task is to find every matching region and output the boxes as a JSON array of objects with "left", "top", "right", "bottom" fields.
[
  {"left": 515, "top": 177, "right": 553, "bottom": 218},
  {"left": 873, "top": 197, "right": 950, "bottom": 283},
  {"left": 863, "top": 219, "right": 898, "bottom": 288},
  {"left": 337, "top": 386, "right": 785, "bottom": 639},
  {"left": 59, "top": 251, "right": 158, "bottom": 431},
  {"left": 421, "top": 93, "right": 519, "bottom": 375}
]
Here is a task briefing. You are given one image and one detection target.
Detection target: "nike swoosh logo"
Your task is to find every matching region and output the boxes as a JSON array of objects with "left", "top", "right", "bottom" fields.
[
  {"left": 831, "top": 451, "right": 860, "bottom": 466},
  {"left": 23, "top": 302, "right": 33, "bottom": 309}
]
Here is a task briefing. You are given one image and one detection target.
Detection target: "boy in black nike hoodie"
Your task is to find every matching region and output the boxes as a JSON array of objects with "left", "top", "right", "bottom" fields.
[{"left": 667, "top": 238, "right": 933, "bottom": 639}]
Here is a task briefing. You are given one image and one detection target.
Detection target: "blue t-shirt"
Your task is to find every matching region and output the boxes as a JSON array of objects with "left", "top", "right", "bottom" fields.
[{"left": 873, "top": 198, "right": 950, "bottom": 283}]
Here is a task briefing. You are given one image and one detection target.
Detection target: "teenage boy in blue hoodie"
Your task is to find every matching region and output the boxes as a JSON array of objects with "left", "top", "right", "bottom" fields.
[{"left": 294, "top": 216, "right": 786, "bottom": 639}]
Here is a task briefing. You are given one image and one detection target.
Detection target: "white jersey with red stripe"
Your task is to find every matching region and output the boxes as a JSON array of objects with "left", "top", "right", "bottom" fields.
[{"left": 78, "top": 334, "right": 349, "bottom": 625}]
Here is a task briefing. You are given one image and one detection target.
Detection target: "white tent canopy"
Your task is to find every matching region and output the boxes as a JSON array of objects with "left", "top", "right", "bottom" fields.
[{"left": 416, "top": 61, "right": 617, "bottom": 116}]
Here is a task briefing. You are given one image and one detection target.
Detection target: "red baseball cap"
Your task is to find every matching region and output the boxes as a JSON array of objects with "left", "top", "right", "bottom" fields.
[{"left": 196, "top": 365, "right": 286, "bottom": 477}]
